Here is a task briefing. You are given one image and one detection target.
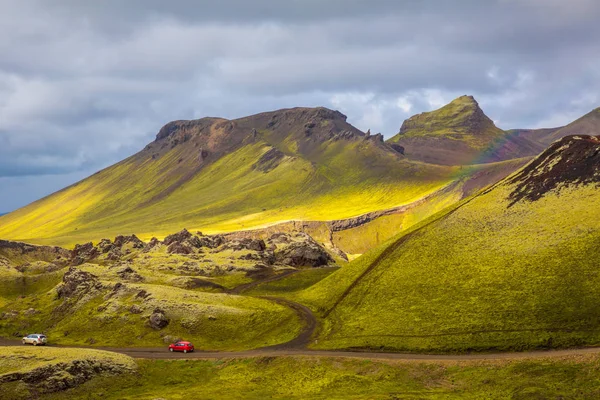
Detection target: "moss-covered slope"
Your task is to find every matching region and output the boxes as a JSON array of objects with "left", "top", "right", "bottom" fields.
[
  {"left": 300, "top": 135, "right": 600, "bottom": 352},
  {"left": 0, "top": 107, "right": 464, "bottom": 247}
]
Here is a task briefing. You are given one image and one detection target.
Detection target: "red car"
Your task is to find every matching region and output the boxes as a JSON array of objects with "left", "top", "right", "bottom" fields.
[{"left": 168, "top": 341, "right": 194, "bottom": 353}]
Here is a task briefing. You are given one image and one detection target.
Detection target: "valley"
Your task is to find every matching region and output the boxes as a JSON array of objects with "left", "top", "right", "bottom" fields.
[{"left": 1, "top": 98, "right": 600, "bottom": 399}]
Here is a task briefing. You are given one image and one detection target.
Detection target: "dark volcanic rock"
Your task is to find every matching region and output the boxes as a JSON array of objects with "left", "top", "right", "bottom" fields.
[
  {"left": 113, "top": 235, "right": 145, "bottom": 249},
  {"left": 389, "top": 143, "right": 405, "bottom": 155},
  {"left": 164, "top": 229, "right": 204, "bottom": 253},
  {"left": 274, "top": 239, "right": 333, "bottom": 267},
  {"left": 0, "top": 240, "right": 70, "bottom": 265},
  {"left": 144, "top": 237, "right": 161, "bottom": 252},
  {"left": 106, "top": 248, "right": 122, "bottom": 261},
  {"left": 149, "top": 308, "right": 169, "bottom": 330},
  {"left": 97, "top": 239, "right": 113, "bottom": 253},
  {"left": 507, "top": 135, "right": 600, "bottom": 206},
  {"left": 71, "top": 242, "right": 99, "bottom": 266},
  {"left": 167, "top": 242, "right": 193, "bottom": 255},
  {"left": 56, "top": 267, "right": 103, "bottom": 299},
  {"left": 164, "top": 229, "right": 193, "bottom": 245}
]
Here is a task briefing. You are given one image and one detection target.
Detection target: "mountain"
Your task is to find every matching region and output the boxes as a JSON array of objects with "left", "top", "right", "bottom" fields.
[
  {"left": 387, "top": 96, "right": 600, "bottom": 166},
  {"left": 0, "top": 107, "right": 470, "bottom": 247},
  {"left": 387, "top": 95, "right": 507, "bottom": 165},
  {"left": 299, "top": 134, "right": 600, "bottom": 352},
  {"left": 542, "top": 107, "right": 600, "bottom": 144}
]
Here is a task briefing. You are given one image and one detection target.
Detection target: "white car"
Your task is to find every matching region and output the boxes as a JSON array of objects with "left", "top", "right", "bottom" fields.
[{"left": 22, "top": 334, "right": 47, "bottom": 346}]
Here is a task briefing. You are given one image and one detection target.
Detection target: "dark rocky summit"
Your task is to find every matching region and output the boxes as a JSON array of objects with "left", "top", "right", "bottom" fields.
[{"left": 507, "top": 135, "right": 600, "bottom": 206}]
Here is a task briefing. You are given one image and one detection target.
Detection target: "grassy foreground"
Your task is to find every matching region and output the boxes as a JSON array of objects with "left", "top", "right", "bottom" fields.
[
  {"left": 27, "top": 354, "right": 600, "bottom": 399},
  {"left": 0, "top": 347, "right": 136, "bottom": 399}
]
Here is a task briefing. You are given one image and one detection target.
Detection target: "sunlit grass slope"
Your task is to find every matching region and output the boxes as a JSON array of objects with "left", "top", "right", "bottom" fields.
[
  {"left": 300, "top": 135, "right": 600, "bottom": 352},
  {"left": 0, "top": 107, "right": 460, "bottom": 247},
  {"left": 39, "top": 354, "right": 600, "bottom": 400}
]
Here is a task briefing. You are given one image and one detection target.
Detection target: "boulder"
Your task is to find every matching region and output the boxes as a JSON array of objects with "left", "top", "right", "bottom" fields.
[
  {"left": 149, "top": 309, "right": 169, "bottom": 330},
  {"left": 274, "top": 240, "right": 334, "bottom": 268}
]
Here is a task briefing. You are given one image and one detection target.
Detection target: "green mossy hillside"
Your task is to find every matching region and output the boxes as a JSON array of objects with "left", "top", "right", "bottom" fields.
[
  {"left": 300, "top": 136, "right": 600, "bottom": 352},
  {"left": 0, "top": 107, "right": 461, "bottom": 247}
]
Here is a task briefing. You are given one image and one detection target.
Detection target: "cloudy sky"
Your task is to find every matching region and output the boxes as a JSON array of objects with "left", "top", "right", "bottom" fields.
[{"left": 1, "top": 0, "right": 599, "bottom": 212}]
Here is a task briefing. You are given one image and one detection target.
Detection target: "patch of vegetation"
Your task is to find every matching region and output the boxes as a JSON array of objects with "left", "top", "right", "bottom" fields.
[{"left": 37, "top": 353, "right": 600, "bottom": 399}]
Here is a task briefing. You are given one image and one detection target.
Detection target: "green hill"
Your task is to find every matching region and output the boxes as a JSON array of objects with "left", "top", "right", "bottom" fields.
[
  {"left": 387, "top": 96, "right": 600, "bottom": 166},
  {"left": 387, "top": 95, "right": 507, "bottom": 165},
  {"left": 299, "top": 134, "right": 600, "bottom": 352},
  {"left": 0, "top": 107, "right": 473, "bottom": 247}
]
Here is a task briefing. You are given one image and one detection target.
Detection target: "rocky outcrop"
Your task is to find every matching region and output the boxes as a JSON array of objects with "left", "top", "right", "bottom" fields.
[
  {"left": 507, "top": 135, "right": 600, "bottom": 206},
  {"left": 274, "top": 235, "right": 334, "bottom": 267},
  {"left": 389, "top": 143, "right": 405, "bottom": 155},
  {"left": 113, "top": 235, "right": 145, "bottom": 249},
  {"left": 56, "top": 267, "right": 103, "bottom": 299},
  {"left": 149, "top": 308, "right": 169, "bottom": 330},
  {"left": 164, "top": 229, "right": 204, "bottom": 254},
  {"left": 0, "top": 240, "right": 70, "bottom": 266},
  {"left": 71, "top": 242, "right": 99, "bottom": 266},
  {"left": 0, "top": 357, "right": 135, "bottom": 394}
]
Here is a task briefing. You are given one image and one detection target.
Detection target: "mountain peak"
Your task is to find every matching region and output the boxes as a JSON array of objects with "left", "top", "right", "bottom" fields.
[
  {"left": 386, "top": 95, "right": 505, "bottom": 165},
  {"left": 450, "top": 94, "right": 478, "bottom": 105},
  {"left": 507, "top": 135, "right": 600, "bottom": 206},
  {"left": 398, "top": 95, "right": 494, "bottom": 137}
]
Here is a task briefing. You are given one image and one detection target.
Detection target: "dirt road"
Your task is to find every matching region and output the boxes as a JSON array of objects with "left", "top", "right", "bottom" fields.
[{"left": 2, "top": 338, "right": 600, "bottom": 361}]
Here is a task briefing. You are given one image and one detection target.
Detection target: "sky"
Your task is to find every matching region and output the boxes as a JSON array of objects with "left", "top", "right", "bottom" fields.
[{"left": 1, "top": 0, "right": 600, "bottom": 212}]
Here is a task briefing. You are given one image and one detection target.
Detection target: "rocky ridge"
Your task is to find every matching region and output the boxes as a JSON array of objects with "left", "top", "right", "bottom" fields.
[{"left": 507, "top": 135, "right": 600, "bottom": 206}]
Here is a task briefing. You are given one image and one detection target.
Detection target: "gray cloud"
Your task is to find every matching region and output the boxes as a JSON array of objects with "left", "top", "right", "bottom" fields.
[{"left": 1, "top": 0, "right": 600, "bottom": 211}]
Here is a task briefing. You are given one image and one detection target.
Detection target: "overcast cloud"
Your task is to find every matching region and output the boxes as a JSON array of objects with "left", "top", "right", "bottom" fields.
[{"left": 1, "top": 0, "right": 599, "bottom": 212}]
